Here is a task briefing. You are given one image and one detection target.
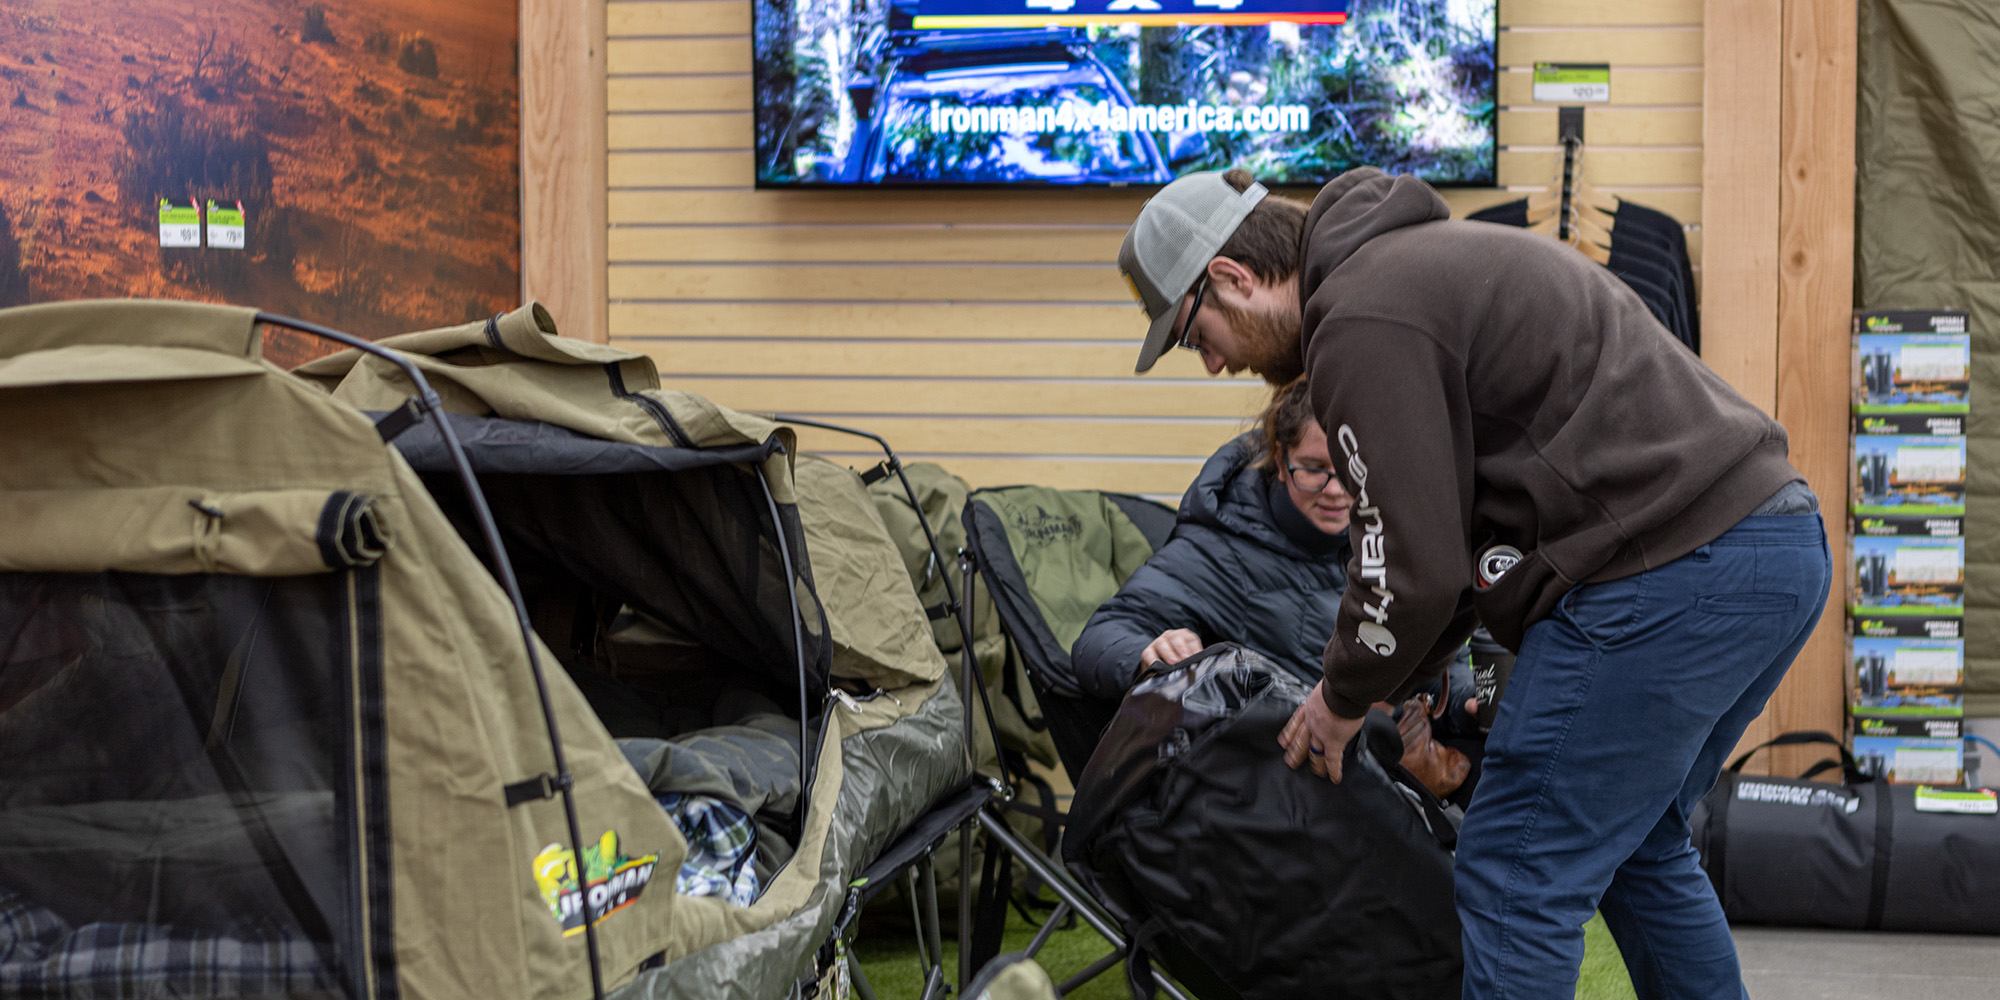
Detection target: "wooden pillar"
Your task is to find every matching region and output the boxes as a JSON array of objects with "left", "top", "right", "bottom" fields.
[
  {"left": 1701, "top": 0, "right": 1784, "bottom": 414},
  {"left": 1704, "top": 0, "right": 1855, "bottom": 770},
  {"left": 1771, "top": 0, "right": 1858, "bottom": 766},
  {"left": 520, "top": 0, "right": 608, "bottom": 343},
  {"left": 1703, "top": 0, "right": 1787, "bottom": 759}
]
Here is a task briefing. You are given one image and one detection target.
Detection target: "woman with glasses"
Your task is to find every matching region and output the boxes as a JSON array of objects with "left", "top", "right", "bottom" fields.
[{"left": 1071, "top": 379, "right": 1480, "bottom": 798}]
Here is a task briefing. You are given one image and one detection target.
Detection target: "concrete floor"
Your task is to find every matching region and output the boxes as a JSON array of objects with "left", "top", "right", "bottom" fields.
[{"left": 1735, "top": 926, "right": 2000, "bottom": 999}]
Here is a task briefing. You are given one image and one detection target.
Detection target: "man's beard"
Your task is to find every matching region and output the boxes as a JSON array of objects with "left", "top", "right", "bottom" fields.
[{"left": 1215, "top": 298, "right": 1305, "bottom": 386}]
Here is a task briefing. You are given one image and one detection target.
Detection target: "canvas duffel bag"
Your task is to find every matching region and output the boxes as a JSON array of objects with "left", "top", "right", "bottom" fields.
[
  {"left": 1063, "top": 643, "right": 1462, "bottom": 1000},
  {"left": 1690, "top": 730, "right": 2000, "bottom": 933}
]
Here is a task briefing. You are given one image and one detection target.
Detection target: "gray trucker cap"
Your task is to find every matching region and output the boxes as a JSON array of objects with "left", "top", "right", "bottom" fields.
[{"left": 1118, "top": 171, "right": 1268, "bottom": 373}]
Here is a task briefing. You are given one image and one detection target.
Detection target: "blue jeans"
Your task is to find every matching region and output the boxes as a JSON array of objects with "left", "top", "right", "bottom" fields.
[{"left": 1455, "top": 513, "right": 1831, "bottom": 999}]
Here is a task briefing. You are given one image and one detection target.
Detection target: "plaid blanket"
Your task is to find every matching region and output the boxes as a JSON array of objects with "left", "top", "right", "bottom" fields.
[
  {"left": 655, "top": 792, "right": 761, "bottom": 906},
  {"left": 0, "top": 888, "right": 337, "bottom": 998}
]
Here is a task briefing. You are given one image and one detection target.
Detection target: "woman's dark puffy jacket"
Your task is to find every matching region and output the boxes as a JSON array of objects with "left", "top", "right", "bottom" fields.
[{"left": 1071, "top": 433, "right": 1350, "bottom": 704}]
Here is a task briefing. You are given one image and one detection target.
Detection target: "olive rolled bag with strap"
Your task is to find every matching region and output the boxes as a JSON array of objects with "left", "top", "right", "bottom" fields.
[{"left": 1690, "top": 730, "right": 2000, "bottom": 933}]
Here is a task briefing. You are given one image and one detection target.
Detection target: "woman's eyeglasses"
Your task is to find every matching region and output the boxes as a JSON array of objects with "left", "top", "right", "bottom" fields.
[
  {"left": 1172, "top": 276, "right": 1210, "bottom": 353},
  {"left": 1286, "top": 463, "right": 1338, "bottom": 493}
]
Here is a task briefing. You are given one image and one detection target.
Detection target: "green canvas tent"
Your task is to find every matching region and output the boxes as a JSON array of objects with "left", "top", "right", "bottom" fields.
[{"left": 0, "top": 299, "right": 965, "bottom": 1000}]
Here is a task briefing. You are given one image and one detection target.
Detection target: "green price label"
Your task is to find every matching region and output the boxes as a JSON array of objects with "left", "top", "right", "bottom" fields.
[
  {"left": 158, "top": 197, "right": 200, "bottom": 248},
  {"left": 1533, "top": 63, "right": 1611, "bottom": 103},
  {"left": 157, "top": 199, "right": 199, "bottom": 225},
  {"left": 205, "top": 200, "right": 243, "bottom": 227},
  {"left": 1914, "top": 785, "right": 1996, "bottom": 814}
]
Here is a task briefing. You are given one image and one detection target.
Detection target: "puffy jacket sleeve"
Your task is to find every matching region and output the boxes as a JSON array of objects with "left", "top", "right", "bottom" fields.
[
  {"left": 1070, "top": 531, "right": 1233, "bottom": 704},
  {"left": 1307, "top": 316, "right": 1478, "bottom": 718}
]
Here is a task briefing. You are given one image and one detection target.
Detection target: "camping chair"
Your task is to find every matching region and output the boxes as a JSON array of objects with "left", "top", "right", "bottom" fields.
[
  {"left": 956, "top": 485, "right": 1200, "bottom": 999},
  {"left": 961, "top": 487, "right": 1177, "bottom": 781},
  {"left": 772, "top": 420, "right": 1192, "bottom": 1000},
  {"left": 0, "top": 301, "right": 630, "bottom": 1000}
]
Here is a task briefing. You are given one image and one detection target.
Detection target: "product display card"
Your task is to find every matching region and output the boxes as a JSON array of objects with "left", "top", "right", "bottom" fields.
[
  {"left": 1852, "top": 330, "right": 1971, "bottom": 414},
  {"left": 1853, "top": 714, "right": 1964, "bottom": 740},
  {"left": 1853, "top": 310, "right": 1970, "bottom": 335},
  {"left": 1853, "top": 513, "right": 1963, "bottom": 538},
  {"left": 205, "top": 200, "right": 245, "bottom": 251},
  {"left": 1849, "top": 636, "right": 1963, "bottom": 716},
  {"left": 1853, "top": 735, "right": 1963, "bottom": 785},
  {"left": 1850, "top": 434, "right": 1966, "bottom": 515},
  {"left": 1850, "top": 614, "right": 1963, "bottom": 639},
  {"left": 157, "top": 197, "right": 199, "bottom": 249},
  {"left": 1849, "top": 535, "right": 1965, "bottom": 616},
  {"left": 1913, "top": 786, "right": 1998, "bottom": 814},
  {"left": 1854, "top": 412, "right": 1966, "bottom": 436}
]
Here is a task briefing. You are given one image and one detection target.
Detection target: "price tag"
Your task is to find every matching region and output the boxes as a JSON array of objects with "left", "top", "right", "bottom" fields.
[
  {"left": 206, "top": 199, "right": 246, "bottom": 250},
  {"left": 1533, "top": 63, "right": 1610, "bottom": 104},
  {"left": 158, "top": 197, "right": 201, "bottom": 248},
  {"left": 1914, "top": 785, "right": 1997, "bottom": 814}
]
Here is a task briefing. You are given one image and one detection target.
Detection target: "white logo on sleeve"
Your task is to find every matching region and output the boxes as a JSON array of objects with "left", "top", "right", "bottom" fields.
[
  {"left": 1357, "top": 621, "right": 1397, "bottom": 656},
  {"left": 1336, "top": 424, "right": 1397, "bottom": 657}
]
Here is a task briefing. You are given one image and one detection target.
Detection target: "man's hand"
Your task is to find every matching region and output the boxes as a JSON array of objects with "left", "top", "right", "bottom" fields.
[
  {"left": 1136, "top": 628, "right": 1204, "bottom": 680},
  {"left": 1279, "top": 680, "right": 1367, "bottom": 782}
]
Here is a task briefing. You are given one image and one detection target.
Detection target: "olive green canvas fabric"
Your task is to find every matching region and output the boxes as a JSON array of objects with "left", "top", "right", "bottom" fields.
[
  {"left": 868, "top": 462, "right": 1060, "bottom": 769},
  {"left": 1857, "top": 0, "right": 2000, "bottom": 713},
  {"left": 0, "top": 299, "right": 969, "bottom": 1000}
]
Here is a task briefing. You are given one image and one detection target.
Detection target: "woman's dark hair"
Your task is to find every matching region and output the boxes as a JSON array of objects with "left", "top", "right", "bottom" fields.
[
  {"left": 1217, "top": 168, "right": 1308, "bottom": 284},
  {"left": 1258, "top": 377, "right": 1316, "bottom": 472}
]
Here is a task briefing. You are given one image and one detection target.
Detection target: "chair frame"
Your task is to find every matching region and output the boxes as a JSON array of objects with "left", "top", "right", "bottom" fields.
[{"left": 773, "top": 415, "right": 1191, "bottom": 1000}]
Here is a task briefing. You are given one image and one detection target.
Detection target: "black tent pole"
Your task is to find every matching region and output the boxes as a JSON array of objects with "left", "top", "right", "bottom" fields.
[
  {"left": 753, "top": 456, "right": 820, "bottom": 832},
  {"left": 768, "top": 414, "right": 1014, "bottom": 790},
  {"left": 255, "top": 313, "right": 606, "bottom": 1000}
]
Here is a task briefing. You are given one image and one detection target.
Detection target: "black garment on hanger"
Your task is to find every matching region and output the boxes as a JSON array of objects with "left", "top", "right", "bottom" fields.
[{"left": 1467, "top": 198, "right": 1700, "bottom": 353}]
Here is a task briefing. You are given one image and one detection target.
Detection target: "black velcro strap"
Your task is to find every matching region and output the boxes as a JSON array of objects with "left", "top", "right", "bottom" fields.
[
  {"left": 504, "top": 773, "right": 567, "bottom": 807},
  {"left": 924, "top": 602, "right": 951, "bottom": 621},
  {"left": 1866, "top": 778, "right": 1896, "bottom": 929},
  {"left": 1706, "top": 775, "right": 1734, "bottom": 902},
  {"left": 373, "top": 398, "right": 425, "bottom": 442},
  {"left": 858, "top": 459, "right": 896, "bottom": 486}
]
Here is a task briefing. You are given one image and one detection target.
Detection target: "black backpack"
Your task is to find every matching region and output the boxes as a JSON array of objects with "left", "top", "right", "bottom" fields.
[{"left": 1063, "top": 644, "right": 1463, "bottom": 1000}]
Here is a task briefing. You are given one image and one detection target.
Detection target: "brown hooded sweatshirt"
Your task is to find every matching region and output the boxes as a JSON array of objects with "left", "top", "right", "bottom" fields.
[{"left": 1300, "top": 168, "right": 1802, "bottom": 719}]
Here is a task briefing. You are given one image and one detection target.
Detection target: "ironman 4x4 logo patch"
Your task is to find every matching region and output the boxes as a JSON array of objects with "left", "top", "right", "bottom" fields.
[{"left": 533, "top": 830, "right": 658, "bottom": 936}]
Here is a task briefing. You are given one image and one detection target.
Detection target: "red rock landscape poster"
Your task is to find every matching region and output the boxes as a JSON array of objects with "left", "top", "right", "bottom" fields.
[{"left": 0, "top": 0, "right": 520, "bottom": 365}]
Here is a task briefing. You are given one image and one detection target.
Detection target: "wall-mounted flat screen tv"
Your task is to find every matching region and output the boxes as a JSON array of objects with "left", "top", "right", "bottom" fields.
[{"left": 752, "top": 0, "right": 1496, "bottom": 187}]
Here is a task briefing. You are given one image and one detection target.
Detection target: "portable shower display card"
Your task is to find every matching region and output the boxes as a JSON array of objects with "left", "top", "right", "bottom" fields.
[
  {"left": 1849, "top": 534, "right": 1964, "bottom": 616},
  {"left": 1853, "top": 735, "right": 1964, "bottom": 785},
  {"left": 1852, "top": 310, "right": 1970, "bottom": 414},
  {"left": 1850, "top": 434, "right": 1966, "bottom": 515},
  {"left": 1853, "top": 714, "right": 1964, "bottom": 740},
  {"left": 1848, "top": 636, "right": 1963, "bottom": 717},
  {"left": 1854, "top": 412, "right": 1965, "bottom": 437},
  {"left": 1852, "top": 513, "right": 1962, "bottom": 538}
]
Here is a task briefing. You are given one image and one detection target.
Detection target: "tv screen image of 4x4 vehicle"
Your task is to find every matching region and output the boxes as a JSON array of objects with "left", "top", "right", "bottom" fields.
[{"left": 752, "top": 0, "right": 1496, "bottom": 187}]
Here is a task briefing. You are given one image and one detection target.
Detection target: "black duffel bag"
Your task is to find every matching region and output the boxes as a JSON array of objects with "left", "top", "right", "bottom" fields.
[
  {"left": 1691, "top": 730, "right": 2000, "bottom": 933},
  {"left": 1062, "top": 644, "right": 1462, "bottom": 1000}
]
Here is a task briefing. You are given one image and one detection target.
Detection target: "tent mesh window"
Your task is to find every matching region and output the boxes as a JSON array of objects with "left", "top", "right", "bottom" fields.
[
  {"left": 417, "top": 464, "right": 828, "bottom": 738},
  {"left": 0, "top": 570, "right": 389, "bottom": 1000}
]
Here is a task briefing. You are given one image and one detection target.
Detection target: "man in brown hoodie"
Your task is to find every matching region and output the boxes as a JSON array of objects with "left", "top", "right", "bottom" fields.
[{"left": 1116, "top": 167, "right": 1832, "bottom": 998}]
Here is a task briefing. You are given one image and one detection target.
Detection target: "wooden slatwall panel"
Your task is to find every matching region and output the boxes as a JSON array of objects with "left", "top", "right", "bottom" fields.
[{"left": 605, "top": 0, "right": 1703, "bottom": 498}]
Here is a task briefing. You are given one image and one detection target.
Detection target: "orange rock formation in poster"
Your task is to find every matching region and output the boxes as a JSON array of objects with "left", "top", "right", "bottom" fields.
[{"left": 0, "top": 0, "right": 520, "bottom": 366}]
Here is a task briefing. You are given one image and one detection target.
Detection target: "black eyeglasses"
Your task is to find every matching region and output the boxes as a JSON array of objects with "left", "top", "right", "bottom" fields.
[
  {"left": 1173, "top": 276, "right": 1210, "bottom": 353},
  {"left": 1286, "top": 462, "right": 1337, "bottom": 493}
]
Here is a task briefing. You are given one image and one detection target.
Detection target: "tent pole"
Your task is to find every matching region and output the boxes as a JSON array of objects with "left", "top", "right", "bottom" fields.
[
  {"left": 253, "top": 312, "right": 606, "bottom": 1000},
  {"left": 755, "top": 460, "right": 819, "bottom": 831},
  {"left": 768, "top": 413, "right": 1015, "bottom": 791}
]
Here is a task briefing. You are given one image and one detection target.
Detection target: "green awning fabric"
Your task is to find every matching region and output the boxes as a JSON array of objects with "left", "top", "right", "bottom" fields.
[{"left": 1856, "top": 0, "right": 2000, "bottom": 715}]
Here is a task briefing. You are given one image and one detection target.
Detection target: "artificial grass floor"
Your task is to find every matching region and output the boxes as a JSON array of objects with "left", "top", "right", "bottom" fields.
[{"left": 851, "top": 905, "right": 1638, "bottom": 999}]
